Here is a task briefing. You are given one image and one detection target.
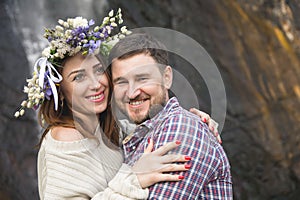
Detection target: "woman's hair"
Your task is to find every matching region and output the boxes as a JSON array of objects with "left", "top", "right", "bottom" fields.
[{"left": 37, "top": 53, "right": 120, "bottom": 147}]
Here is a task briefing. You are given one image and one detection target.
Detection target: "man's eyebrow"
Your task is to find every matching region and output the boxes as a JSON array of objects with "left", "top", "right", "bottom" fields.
[
  {"left": 135, "top": 73, "right": 150, "bottom": 78},
  {"left": 113, "top": 76, "right": 126, "bottom": 83}
]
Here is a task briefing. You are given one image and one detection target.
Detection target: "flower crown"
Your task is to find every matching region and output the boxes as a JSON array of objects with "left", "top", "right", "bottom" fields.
[{"left": 14, "top": 9, "right": 130, "bottom": 118}]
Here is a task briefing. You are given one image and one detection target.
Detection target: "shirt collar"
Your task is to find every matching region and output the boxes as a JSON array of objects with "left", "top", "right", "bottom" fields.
[{"left": 141, "top": 97, "right": 180, "bottom": 129}]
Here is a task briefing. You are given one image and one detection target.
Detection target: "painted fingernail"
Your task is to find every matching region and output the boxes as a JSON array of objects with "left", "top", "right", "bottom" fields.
[
  {"left": 184, "top": 156, "right": 191, "bottom": 160},
  {"left": 184, "top": 164, "right": 192, "bottom": 169},
  {"left": 178, "top": 175, "right": 184, "bottom": 180},
  {"left": 147, "top": 138, "right": 150, "bottom": 144},
  {"left": 175, "top": 140, "right": 181, "bottom": 145},
  {"left": 203, "top": 118, "right": 207, "bottom": 123}
]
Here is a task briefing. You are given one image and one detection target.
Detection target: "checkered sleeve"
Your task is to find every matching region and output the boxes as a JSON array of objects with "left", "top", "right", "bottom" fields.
[{"left": 147, "top": 113, "right": 232, "bottom": 199}]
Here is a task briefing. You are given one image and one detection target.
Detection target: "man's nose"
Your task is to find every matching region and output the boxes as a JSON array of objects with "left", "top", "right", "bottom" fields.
[{"left": 127, "top": 82, "right": 141, "bottom": 99}]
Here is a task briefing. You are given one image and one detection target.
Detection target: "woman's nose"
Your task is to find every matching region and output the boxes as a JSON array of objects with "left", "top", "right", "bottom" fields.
[{"left": 89, "top": 76, "right": 101, "bottom": 90}]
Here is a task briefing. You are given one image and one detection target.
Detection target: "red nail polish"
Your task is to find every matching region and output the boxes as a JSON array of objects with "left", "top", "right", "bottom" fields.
[
  {"left": 184, "top": 156, "right": 191, "bottom": 161},
  {"left": 184, "top": 164, "right": 191, "bottom": 169},
  {"left": 147, "top": 138, "right": 150, "bottom": 144},
  {"left": 203, "top": 118, "right": 207, "bottom": 123},
  {"left": 178, "top": 175, "right": 184, "bottom": 180},
  {"left": 175, "top": 140, "right": 181, "bottom": 145}
]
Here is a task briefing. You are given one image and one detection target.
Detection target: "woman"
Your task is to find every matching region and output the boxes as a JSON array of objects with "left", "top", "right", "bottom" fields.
[{"left": 15, "top": 9, "right": 220, "bottom": 199}]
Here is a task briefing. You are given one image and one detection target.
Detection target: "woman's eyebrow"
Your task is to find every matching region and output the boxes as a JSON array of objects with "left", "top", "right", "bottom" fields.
[
  {"left": 67, "top": 69, "right": 85, "bottom": 78},
  {"left": 93, "top": 63, "right": 103, "bottom": 69}
]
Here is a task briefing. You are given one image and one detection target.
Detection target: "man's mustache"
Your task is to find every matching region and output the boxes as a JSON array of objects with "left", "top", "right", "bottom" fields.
[{"left": 123, "top": 93, "right": 150, "bottom": 103}]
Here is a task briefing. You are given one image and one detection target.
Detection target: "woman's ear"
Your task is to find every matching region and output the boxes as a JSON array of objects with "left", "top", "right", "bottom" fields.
[{"left": 163, "top": 65, "right": 173, "bottom": 89}]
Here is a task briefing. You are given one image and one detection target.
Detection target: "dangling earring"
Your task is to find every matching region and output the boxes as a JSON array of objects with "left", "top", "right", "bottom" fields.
[{"left": 60, "top": 98, "right": 64, "bottom": 108}]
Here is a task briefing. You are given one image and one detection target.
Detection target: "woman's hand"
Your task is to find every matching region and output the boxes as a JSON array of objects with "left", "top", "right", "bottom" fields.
[
  {"left": 132, "top": 140, "right": 191, "bottom": 188},
  {"left": 189, "top": 108, "right": 222, "bottom": 143}
]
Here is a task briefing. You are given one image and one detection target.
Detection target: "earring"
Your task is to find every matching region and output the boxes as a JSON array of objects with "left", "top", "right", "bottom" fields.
[{"left": 60, "top": 99, "right": 64, "bottom": 108}]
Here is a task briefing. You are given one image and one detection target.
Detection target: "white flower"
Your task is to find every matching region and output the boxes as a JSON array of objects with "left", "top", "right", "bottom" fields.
[
  {"left": 65, "top": 30, "right": 72, "bottom": 37},
  {"left": 102, "top": 17, "right": 109, "bottom": 24},
  {"left": 58, "top": 19, "right": 64, "bottom": 25},
  {"left": 111, "top": 22, "right": 117, "bottom": 27},
  {"left": 121, "top": 26, "right": 127, "bottom": 34},
  {"left": 55, "top": 25, "right": 64, "bottom": 32},
  {"left": 21, "top": 101, "right": 27, "bottom": 107},
  {"left": 108, "top": 10, "right": 114, "bottom": 17},
  {"left": 23, "top": 86, "right": 29, "bottom": 93},
  {"left": 63, "top": 22, "right": 69, "bottom": 28},
  {"left": 72, "top": 17, "right": 88, "bottom": 28},
  {"left": 19, "top": 109, "right": 25, "bottom": 116},
  {"left": 42, "top": 47, "right": 51, "bottom": 57},
  {"left": 27, "top": 101, "right": 33, "bottom": 108},
  {"left": 106, "top": 26, "right": 111, "bottom": 34},
  {"left": 94, "top": 26, "right": 100, "bottom": 32},
  {"left": 14, "top": 111, "right": 20, "bottom": 118}
]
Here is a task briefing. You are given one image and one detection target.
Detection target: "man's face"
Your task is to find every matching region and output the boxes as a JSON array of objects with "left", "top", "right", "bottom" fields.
[{"left": 112, "top": 53, "right": 172, "bottom": 124}]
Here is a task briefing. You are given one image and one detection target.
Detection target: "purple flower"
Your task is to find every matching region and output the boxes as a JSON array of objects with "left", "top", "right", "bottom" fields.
[
  {"left": 79, "top": 32, "right": 86, "bottom": 39},
  {"left": 83, "top": 40, "right": 101, "bottom": 54},
  {"left": 33, "top": 104, "right": 39, "bottom": 110},
  {"left": 89, "top": 19, "right": 95, "bottom": 26},
  {"left": 44, "top": 87, "right": 52, "bottom": 100}
]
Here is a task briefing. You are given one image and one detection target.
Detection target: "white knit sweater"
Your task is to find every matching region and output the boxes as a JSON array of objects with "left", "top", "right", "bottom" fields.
[{"left": 37, "top": 130, "right": 148, "bottom": 199}]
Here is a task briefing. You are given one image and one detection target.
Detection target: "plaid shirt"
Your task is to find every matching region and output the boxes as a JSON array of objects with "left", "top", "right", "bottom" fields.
[{"left": 123, "top": 97, "right": 233, "bottom": 199}]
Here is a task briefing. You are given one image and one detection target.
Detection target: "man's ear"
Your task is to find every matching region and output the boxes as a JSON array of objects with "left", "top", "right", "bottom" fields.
[{"left": 163, "top": 65, "right": 173, "bottom": 89}]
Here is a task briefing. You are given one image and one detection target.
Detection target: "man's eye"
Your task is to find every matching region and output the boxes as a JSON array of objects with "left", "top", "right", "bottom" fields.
[
  {"left": 137, "top": 77, "right": 148, "bottom": 81},
  {"left": 116, "top": 81, "right": 127, "bottom": 85},
  {"left": 115, "top": 80, "right": 128, "bottom": 85}
]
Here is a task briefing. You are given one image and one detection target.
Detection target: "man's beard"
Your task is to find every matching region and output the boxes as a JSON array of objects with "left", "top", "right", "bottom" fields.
[{"left": 119, "top": 89, "right": 167, "bottom": 124}]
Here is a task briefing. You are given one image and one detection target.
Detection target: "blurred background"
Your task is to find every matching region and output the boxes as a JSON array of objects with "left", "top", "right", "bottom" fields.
[{"left": 1, "top": 0, "right": 300, "bottom": 199}]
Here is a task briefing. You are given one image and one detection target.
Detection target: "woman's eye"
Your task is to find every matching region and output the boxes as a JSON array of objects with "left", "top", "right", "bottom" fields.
[
  {"left": 73, "top": 73, "right": 85, "bottom": 81},
  {"left": 95, "top": 67, "right": 105, "bottom": 74}
]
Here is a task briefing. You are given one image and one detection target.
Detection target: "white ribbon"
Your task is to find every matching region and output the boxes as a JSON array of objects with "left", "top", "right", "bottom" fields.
[{"left": 34, "top": 57, "right": 63, "bottom": 110}]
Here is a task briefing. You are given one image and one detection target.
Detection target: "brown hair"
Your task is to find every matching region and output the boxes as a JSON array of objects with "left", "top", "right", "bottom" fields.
[
  {"left": 108, "top": 33, "right": 169, "bottom": 68},
  {"left": 37, "top": 53, "right": 119, "bottom": 147}
]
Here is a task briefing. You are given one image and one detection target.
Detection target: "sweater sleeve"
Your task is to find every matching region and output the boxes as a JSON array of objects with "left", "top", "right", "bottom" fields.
[
  {"left": 92, "top": 164, "right": 149, "bottom": 200},
  {"left": 38, "top": 132, "right": 148, "bottom": 200}
]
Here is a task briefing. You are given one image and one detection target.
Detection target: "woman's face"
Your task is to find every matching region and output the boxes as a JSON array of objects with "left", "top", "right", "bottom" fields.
[{"left": 60, "top": 53, "right": 109, "bottom": 117}]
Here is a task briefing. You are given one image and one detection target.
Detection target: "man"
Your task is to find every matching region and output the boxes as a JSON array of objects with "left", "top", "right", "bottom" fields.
[{"left": 108, "top": 33, "right": 233, "bottom": 199}]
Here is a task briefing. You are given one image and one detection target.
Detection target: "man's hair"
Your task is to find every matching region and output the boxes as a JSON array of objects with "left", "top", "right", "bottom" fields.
[{"left": 108, "top": 33, "right": 169, "bottom": 66}]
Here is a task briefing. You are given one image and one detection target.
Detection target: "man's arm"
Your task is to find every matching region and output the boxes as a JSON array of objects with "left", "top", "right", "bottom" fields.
[{"left": 147, "top": 114, "right": 231, "bottom": 199}]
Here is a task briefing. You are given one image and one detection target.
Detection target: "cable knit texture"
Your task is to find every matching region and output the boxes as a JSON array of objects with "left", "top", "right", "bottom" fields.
[{"left": 37, "top": 130, "right": 148, "bottom": 199}]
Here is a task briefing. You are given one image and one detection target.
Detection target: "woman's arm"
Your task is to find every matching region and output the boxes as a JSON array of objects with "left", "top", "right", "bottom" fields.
[
  {"left": 189, "top": 108, "right": 222, "bottom": 143},
  {"left": 93, "top": 141, "right": 189, "bottom": 199}
]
